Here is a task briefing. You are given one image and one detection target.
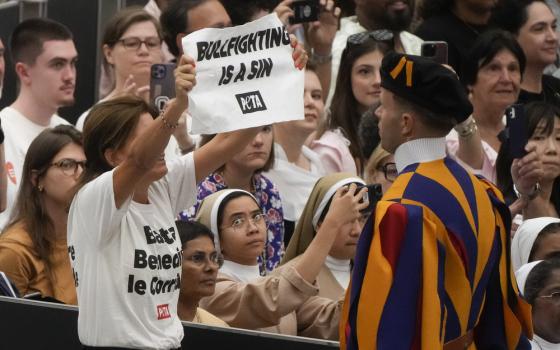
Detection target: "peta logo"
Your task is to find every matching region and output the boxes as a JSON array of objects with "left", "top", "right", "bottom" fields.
[
  {"left": 157, "top": 304, "right": 171, "bottom": 320},
  {"left": 235, "top": 91, "right": 267, "bottom": 114}
]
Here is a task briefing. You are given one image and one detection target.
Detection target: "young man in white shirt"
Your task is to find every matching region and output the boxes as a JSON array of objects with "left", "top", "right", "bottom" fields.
[{"left": 0, "top": 18, "right": 76, "bottom": 229}]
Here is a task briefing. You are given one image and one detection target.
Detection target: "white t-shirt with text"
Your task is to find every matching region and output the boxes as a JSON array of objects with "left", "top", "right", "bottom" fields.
[
  {"left": 0, "top": 107, "right": 69, "bottom": 229},
  {"left": 68, "top": 153, "right": 197, "bottom": 349}
]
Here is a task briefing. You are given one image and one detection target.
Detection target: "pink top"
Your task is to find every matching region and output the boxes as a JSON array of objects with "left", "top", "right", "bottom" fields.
[
  {"left": 446, "top": 129, "right": 498, "bottom": 183},
  {"left": 310, "top": 129, "right": 358, "bottom": 175}
]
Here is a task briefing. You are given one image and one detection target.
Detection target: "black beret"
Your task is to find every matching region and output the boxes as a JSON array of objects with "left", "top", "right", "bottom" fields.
[{"left": 380, "top": 52, "right": 472, "bottom": 123}]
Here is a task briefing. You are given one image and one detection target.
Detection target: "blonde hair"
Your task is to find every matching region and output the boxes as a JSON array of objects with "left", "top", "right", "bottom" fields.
[{"left": 364, "top": 145, "right": 391, "bottom": 184}]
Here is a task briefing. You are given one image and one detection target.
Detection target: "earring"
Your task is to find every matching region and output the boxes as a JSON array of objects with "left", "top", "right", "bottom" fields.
[{"left": 37, "top": 185, "right": 44, "bottom": 192}]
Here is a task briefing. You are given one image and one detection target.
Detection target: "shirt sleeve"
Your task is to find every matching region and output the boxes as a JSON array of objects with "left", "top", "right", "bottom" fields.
[
  {"left": 296, "top": 295, "right": 343, "bottom": 340},
  {"left": 68, "top": 170, "right": 131, "bottom": 247},
  {"left": 199, "top": 266, "right": 319, "bottom": 329},
  {"left": 163, "top": 152, "right": 197, "bottom": 215}
]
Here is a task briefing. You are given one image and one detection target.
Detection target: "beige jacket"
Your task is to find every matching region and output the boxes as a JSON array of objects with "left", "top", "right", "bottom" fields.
[
  {"left": 282, "top": 257, "right": 345, "bottom": 302},
  {"left": 199, "top": 265, "right": 342, "bottom": 339}
]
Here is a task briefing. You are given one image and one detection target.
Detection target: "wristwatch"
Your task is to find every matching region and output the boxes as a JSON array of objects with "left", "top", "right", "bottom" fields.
[
  {"left": 311, "top": 49, "right": 332, "bottom": 65},
  {"left": 514, "top": 182, "right": 541, "bottom": 200}
]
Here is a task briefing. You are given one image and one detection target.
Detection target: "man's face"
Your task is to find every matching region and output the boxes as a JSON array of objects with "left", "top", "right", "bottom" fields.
[
  {"left": 0, "top": 39, "right": 5, "bottom": 98},
  {"left": 359, "top": 0, "right": 413, "bottom": 31},
  {"left": 22, "top": 40, "right": 77, "bottom": 109},
  {"left": 376, "top": 88, "right": 404, "bottom": 153},
  {"left": 187, "top": 0, "right": 232, "bottom": 33}
]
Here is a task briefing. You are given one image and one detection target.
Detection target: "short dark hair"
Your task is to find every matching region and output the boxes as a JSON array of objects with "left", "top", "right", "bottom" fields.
[
  {"left": 529, "top": 222, "right": 560, "bottom": 261},
  {"left": 394, "top": 94, "right": 457, "bottom": 134},
  {"left": 492, "top": 0, "right": 547, "bottom": 35},
  {"left": 160, "top": 0, "right": 208, "bottom": 57},
  {"left": 524, "top": 257, "right": 560, "bottom": 304},
  {"left": 461, "top": 29, "right": 526, "bottom": 87},
  {"left": 10, "top": 18, "right": 73, "bottom": 65},
  {"left": 418, "top": 0, "right": 453, "bottom": 20},
  {"left": 176, "top": 220, "right": 215, "bottom": 248}
]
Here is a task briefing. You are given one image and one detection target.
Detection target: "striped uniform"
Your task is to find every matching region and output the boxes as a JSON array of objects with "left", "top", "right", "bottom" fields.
[{"left": 340, "top": 158, "right": 532, "bottom": 349}]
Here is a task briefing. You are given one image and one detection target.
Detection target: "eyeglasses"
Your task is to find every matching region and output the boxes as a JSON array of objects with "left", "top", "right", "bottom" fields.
[
  {"left": 221, "top": 213, "right": 268, "bottom": 233},
  {"left": 536, "top": 291, "right": 560, "bottom": 305},
  {"left": 50, "top": 158, "right": 87, "bottom": 176},
  {"left": 184, "top": 252, "right": 224, "bottom": 268},
  {"left": 379, "top": 162, "right": 398, "bottom": 182},
  {"left": 117, "top": 36, "right": 162, "bottom": 51},
  {"left": 347, "top": 30, "right": 394, "bottom": 49}
]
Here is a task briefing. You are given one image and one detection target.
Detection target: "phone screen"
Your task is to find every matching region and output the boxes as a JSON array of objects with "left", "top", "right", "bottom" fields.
[
  {"left": 506, "top": 104, "right": 528, "bottom": 159},
  {"left": 150, "top": 63, "right": 176, "bottom": 113}
]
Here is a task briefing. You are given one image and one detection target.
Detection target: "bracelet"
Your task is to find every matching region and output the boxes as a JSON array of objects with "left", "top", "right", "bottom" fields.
[
  {"left": 514, "top": 182, "right": 541, "bottom": 201},
  {"left": 161, "top": 115, "right": 179, "bottom": 129},
  {"left": 454, "top": 115, "right": 478, "bottom": 139},
  {"left": 311, "top": 49, "right": 332, "bottom": 65}
]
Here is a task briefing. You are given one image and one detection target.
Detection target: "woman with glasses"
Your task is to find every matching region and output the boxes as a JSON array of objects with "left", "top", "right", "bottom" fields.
[
  {"left": 311, "top": 30, "right": 392, "bottom": 176},
  {"left": 196, "top": 187, "right": 367, "bottom": 338},
  {"left": 179, "top": 126, "right": 285, "bottom": 274},
  {"left": 515, "top": 258, "right": 560, "bottom": 349},
  {"left": 0, "top": 125, "right": 84, "bottom": 304},
  {"left": 364, "top": 144, "right": 396, "bottom": 193},
  {"left": 281, "top": 173, "right": 369, "bottom": 301},
  {"left": 175, "top": 220, "right": 228, "bottom": 326}
]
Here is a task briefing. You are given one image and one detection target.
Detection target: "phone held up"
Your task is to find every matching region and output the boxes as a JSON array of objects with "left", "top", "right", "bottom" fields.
[
  {"left": 150, "top": 63, "right": 176, "bottom": 113},
  {"left": 289, "top": 0, "right": 320, "bottom": 24},
  {"left": 505, "top": 104, "right": 529, "bottom": 159},
  {"left": 421, "top": 41, "right": 448, "bottom": 65},
  {"left": 360, "top": 184, "right": 383, "bottom": 213}
]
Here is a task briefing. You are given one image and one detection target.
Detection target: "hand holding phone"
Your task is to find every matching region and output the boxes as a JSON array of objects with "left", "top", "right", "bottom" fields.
[{"left": 421, "top": 41, "right": 448, "bottom": 65}]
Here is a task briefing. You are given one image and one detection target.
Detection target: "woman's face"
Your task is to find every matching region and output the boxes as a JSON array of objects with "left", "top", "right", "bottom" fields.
[
  {"left": 38, "top": 142, "right": 86, "bottom": 206},
  {"left": 228, "top": 125, "right": 273, "bottom": 173},
  {"left": 180, "top": 236, "right": 219, "bottom": 300},
  {"left": 104, "top": 20, "right": 163, "bottom": 81},
  {"left": 369, "top": 155, "right": 396, "bottom": 194},
  {"left": 219, "top": 196, "right": 266, "bottom": 265},
  {"left": 298, "top": 70, "right": 324, "bottom": 132},
  {"left": 351, "top": 49, "right": 383, "bottom": 113},
  {"left": 111, "top": 113, "right": 168, "bottom": 182},
  {"left": 532, "top": 268, "right": 560, "bottom": 343},
  {"left": 470, "top": 49, "right": 521, "bottom": 112},
  {"left": 517, "top": 2, "right": 558, "bottom": 67},
  {"left": 325, "top": 211, "right": 368, "bottom": 260},
  {"left": 530, "top": 117, "right": 560, "bottom": 180},
  {"left": 532, "top": 231, "right": 560, "bottom": 261}
]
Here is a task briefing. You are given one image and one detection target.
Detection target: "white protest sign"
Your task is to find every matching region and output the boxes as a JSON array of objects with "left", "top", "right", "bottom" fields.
[{"left": 182, "top": 13, "right": 304, "bottom": 134}]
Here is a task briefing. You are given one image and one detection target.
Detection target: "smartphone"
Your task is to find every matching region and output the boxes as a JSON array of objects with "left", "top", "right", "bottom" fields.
[
  {"left": 360, "top": 184, "right": 383, "bottom": 213},
  {"left": 150, "top": 63, "right": 176, "bottom": 113},
  {"left": 506, "top": 104, "right": 529, "bottom": 159},
  {"left": 421, "top": 41, "right": 448, "bottom": 65},
  {"left": 289, "top": 0, "right": 319, "bottom": 24}
]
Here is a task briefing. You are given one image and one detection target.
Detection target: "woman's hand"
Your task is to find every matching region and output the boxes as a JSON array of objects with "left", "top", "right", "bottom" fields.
[
  {"left": 512, "top": 142, "right": 543, "bottom": 196},
  {"left": 307, "top": 0, "right": 340, "bottom": 57},
  {"left": 290, "top": 34, "right": 308, "bottom": 70},
  {"left": 323, "top": 184, "right": 369, "bottom": 230},
  {"left": 174, "top": 55, "right": 197, "bottom": 109}
]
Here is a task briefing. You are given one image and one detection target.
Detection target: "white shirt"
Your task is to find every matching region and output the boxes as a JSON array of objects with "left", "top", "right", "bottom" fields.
[
  {"left": 328, "top": 16, "right": 423, "bottom": 104},
  {"left": 394, "top": 137, "right": 447, "bottom": 173},
  {"left": 263, "top": 143, "right": 326, "bottom": 222},
  {"left": 221, "top": 260, "right": 261, "bottom": 283},
  {"left": 531, "top": 335, "right": 560, "bottom": 350},
  {"left": 0, "top": 107, "right": 70, "bottom": 229},
  {"left": 68, "top": 153, "right": 197, "bottom": 349},
  {"left": 324, "top": 255, "right": 351, "bottom": 290}
]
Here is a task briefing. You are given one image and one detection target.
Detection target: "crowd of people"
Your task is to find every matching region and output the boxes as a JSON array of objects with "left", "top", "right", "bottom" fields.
[{"left": 0, "top": 0, "right": 559, "bottom": 349}]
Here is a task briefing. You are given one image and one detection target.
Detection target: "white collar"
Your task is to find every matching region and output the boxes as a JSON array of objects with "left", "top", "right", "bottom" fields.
[
  {"left": 394, "top": 137, "right": 447, "bottom": 173},
  {"left": 532, "top": 335, "right": 560, "bottom": 350},
  {"left": 220, "top": 260, "right": 260, "bottom": 283},
  {"left": 325, "top": 255, "right": 351, "bottom": 272}
]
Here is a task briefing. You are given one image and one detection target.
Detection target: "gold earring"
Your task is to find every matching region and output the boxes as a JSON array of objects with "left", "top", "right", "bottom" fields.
[{"left": 38, "top": 185, "right": 44, "bottom": 192}]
